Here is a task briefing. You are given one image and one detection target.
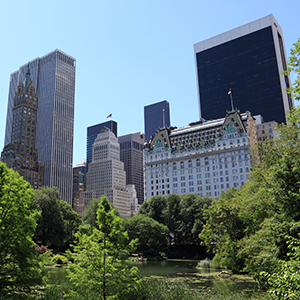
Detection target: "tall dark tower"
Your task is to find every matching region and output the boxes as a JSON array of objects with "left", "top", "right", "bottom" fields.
[
  {"left": 144, "top": 100, "right": 170, "bottom": 142},
  {"left": 194, "top": 14, "right": 293, "bottom": 124},
  {"left": 119, "top": 132, "right": 145, "bottom": 204},
  {"left": 1, "top": 65, "right": 44, "bottom": 188}
]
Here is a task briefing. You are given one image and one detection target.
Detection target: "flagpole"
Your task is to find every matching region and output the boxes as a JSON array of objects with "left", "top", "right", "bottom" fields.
[{"left": 228, "top": 89, "right": 234, "bottom": 111}]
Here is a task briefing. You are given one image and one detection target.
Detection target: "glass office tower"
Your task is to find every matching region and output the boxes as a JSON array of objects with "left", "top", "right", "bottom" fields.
[
  {"left": 119, "top": 132, "right": 145, "bottom": 204},
  {"left": 194, "top": 14, "right": 293, "bottom": 124},
  {"left": 144, "top": 100, "right": 170, "bottom": 142},
  {"left": 4, "top": 49, "right": 76, "bottom": 205}
]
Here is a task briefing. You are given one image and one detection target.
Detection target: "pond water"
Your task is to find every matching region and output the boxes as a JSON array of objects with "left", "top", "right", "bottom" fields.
[
  {"left": 47, "top": 259, "right": 209, "bottom": 281},
  {"left": 46, "top": 259, "right": 261, "bottom": 296}
]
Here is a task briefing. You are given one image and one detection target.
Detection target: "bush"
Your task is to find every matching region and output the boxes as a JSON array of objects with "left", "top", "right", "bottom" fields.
[
  {"left": 52, "top": 254, "right": 68, "bottom": 265},
  {"left": 197, "top": 258, "right": 214, "bottom": 269}
]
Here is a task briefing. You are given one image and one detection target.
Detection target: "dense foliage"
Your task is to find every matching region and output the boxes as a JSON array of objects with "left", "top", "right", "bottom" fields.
[
  {"left": 33, "top": 186, "right": 82, "bottom": 249},
  {"left": 67, "top": 196, "right": 139, "bottom": 299},
  {"left": 123, "top": 214, "right": 169, "bottom": 256},
  {"left": 0, "top": 162, "right": 42, "bottom": 295},
  {"left": 139, "top": 194, "right": 212, "bottom": 250}
]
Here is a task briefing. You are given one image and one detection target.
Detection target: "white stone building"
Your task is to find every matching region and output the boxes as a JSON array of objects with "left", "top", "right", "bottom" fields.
[
  {"left": 80, "top": 129, "right": 135, "bottom": 217},
  {"left": 144, "top": 110, "right": 259, "bottom": 200}
]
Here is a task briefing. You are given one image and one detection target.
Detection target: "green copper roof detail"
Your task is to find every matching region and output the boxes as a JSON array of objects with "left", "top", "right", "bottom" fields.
[{"left": 22, "top": 63, "right": 31, "bottom": 92}]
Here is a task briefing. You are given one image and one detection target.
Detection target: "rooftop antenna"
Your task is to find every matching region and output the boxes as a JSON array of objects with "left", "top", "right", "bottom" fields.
[
  {"left": 162, "top": 108, "right": 165, "bottom": 127},
  {"left": 228, "top": 88, "right": 234, "bottom": 111}
]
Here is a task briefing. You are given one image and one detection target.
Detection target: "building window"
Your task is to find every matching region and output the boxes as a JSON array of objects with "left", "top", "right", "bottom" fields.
[
  {"left": 205, "top": 157, "right": 209, "bottom": 165},
  {"left": 196, "top": 158, "right": 201, "bottom": 166},
  {"left": 188, "top": 160, "right": 192, "bottom": 168},
  {"left": 180, "top": 161, "right": 184, "bottom": 169}
]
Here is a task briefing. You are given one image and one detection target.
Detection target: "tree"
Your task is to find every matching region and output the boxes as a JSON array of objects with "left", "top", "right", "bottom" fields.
[
  {"left": 33, "top": 186, "right": 82, "bottom": 249},
  {"left": 123, "top": 214, "right": 169, "bottom": 256},
  {"left": 67, "top": 196, "right": 139, "bottom": 299},
  {"left": 0, "top": 162, "right": 42, "bottom": 294},
  {"left": 83, "top": 197, "right": 120, "bottom": 228},
  {"left": 82, "top": 197, "right": 102, "bottom": 228},
  {"left": 138, "top": 195, "right": 167, "bottom": 224},
  {"left": 177, "top": 194, "right": 212, "bottom": 245},
  {"left": 263, "top": 235, "right": 300, "bottom": 299},
  {"left": 284, "top": 38, "right": 300, "bottom": 101},
  {"left": 57, "top": 200, "right": 82, "bottom": 246}
]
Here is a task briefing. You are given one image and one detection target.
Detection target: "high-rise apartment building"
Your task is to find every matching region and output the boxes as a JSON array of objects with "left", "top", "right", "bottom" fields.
[
  {"left": 144, "top": 100, "right": 170, "bottom": 142},
  {"left": 1, "top": 66, "right": 44, "bottom": 188},
  {"left": 81, "top": 129, "right": 134, "bottom": 217},
  {"left": 86, "top": 120, "right": 117, "bottom": 170},
  {"left": 194, "top": 14, "right": 293, "bottom": 124},
  {"left": 119, "top": 132, "right": 145, "bottom": 204},
  {"left": 4, "top": 49, "right": 76, "bottom": 204}
]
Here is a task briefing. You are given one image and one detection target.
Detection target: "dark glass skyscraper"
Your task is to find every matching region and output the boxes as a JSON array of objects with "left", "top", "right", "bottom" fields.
[
  {"left": 4, "top": 49, "right": 76, "bottom": 204},
  {"left": 119, "top": 132, "right": 145, "bottom": 204},
  {"left": 144, "top": 100, "right": 170, "bottom": 142},
  {"left": 86, "top": 120, "right": 117, "bottom": 170},
  {"left": 194, "top": 14, "right": 293, "bottom": 124}
]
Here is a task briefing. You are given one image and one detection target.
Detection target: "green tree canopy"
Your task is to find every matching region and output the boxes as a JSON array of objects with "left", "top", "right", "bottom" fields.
[
  {"left": 67, "top": 196, "right": 139, "bottom": 299},
  {"left": 83, "top": 197, "right": 120, "bottom": 229},
  {"left": 139, "top": 193, "right": 212, "bottom": 248},
  {"left": 0, "top": 162, "right": 42, "bottom": 295},
  {"left": 138, "top": 195, "right": 167, "bottom": 224},
  {"left": 284, "top": 38, "right": 300, "bottom": 101},
  {"left": 33, "top": 186, "right": 82, "bottom": 249},
  {"left": 123, "top": 214, "right": 169, "bottom": 256}
]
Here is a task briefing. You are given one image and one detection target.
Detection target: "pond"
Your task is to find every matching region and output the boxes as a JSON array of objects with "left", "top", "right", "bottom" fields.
[
  {"left": 47, "top": 259, "right": 208, "bottom": 280},
  {"left": 46, "top": 259, "right": 262, "bottom": 297}
]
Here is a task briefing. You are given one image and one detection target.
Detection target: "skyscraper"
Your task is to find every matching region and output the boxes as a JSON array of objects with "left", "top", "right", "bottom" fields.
[
  {"left": 194, "top": 14, "right": 293, "bottom": 124},
  {"left": 81, "top": 129, "right": 134, "bottom": 217},
  {"left": 1, "top": 65, "right": 44, "bottom": 189},
  {"left": 144, "top": 100, "right": 170, "bottom": 142},
  {"left": 119, "top": 132, "right": 145, "bottom": 204},
  {"left": 4, "top": 49, "right": 76, "bottom": 204},
  {"left": 86, "top": 120, "right": 117, "bottom": 170}
]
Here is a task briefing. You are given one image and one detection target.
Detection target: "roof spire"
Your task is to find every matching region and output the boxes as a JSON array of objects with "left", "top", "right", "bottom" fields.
[{"left": 26, "top": 63, "right": 30, "bottom": 80}]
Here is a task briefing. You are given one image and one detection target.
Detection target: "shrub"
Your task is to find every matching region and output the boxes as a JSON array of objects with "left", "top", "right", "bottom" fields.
[{"left": 52, "top": 254, "right": 68, "bottom": 265}]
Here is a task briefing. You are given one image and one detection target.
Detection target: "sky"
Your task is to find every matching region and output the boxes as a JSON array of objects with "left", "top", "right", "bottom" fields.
[{"left": 0, "top": 0, "right": 300, "bottom": 166}]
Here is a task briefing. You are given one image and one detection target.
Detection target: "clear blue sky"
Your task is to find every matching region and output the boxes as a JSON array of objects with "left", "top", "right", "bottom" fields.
[{"left": 0, "top": 0, "right": 299, "bottom": 166}]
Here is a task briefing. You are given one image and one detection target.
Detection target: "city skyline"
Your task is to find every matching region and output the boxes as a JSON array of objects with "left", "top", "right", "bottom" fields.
[{"left": 0, "top": 2, "right": 300, "bottom": 167}]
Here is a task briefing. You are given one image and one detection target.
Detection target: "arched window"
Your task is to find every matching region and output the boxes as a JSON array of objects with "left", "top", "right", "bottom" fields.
[
  {"left": 180, "top": 161, "right": 184, "bottom": 169},
  {"left": 173, "top": 162, "right": 177, "bottom": 170},
  {"left": 205, "top": 157, "right": 209, "bottom": 165},
  {"left": 188, "top": 160, "right": 192, "bottom": 168},
  {"left": 196, "top": 158, "right": 201, "bottom": 167}
]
